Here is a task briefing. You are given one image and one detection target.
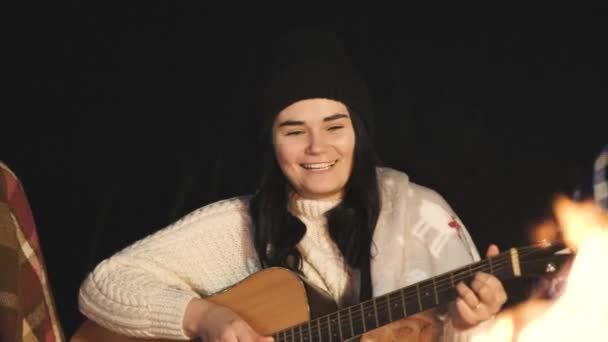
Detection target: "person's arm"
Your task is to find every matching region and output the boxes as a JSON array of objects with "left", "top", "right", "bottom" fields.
[
  {"left": 78, "top": 198, "right": 265, "bottom": 340},
  {"left": 79, "top": 255, "right": 198, "bottom": 339}
]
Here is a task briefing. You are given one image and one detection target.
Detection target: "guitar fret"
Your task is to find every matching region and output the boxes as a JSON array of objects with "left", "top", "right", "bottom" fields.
[
  {"left": 336, "top": 312, "right": 343, "bottom": 341},
  {"left": 400, "top": 288, "right": 407, "bottom": 317},
  {"left": 488, "top": 256, "right": 494, "bottom": 274},
  {"left": 307, "top": 321, "right": 312, "bottom": 342},
  {"left": 360, "top": 302, "right": 367, "bottom": 332},
  {"left": 387, "top": 294, "right": 392, "bottom": 322},
  {"left": 372, "top": 297, "right": 380, "bottom": 327},
  {"left": 416, "top": 283, "right": 423, "bottom": 311},
  {"left": 306, "top": 324, "right": 311, "bottom": 342},
  {"left": 299, "top": 324, "right": 303, "bottom": 342},
  {"left": 327, "top": 315, "right": 332, "bottom": 342},
  {"left": 316, "top": 318, "right": 321, "bottom": 342},
  {"left": 432, "top": 277, "right": 439, "bottom": 305},
  {"left": 348, "top": 306, "right": 354, "bottom": 337}
]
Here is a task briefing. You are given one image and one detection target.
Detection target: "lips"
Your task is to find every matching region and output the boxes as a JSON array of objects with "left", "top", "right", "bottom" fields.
[{"left": 301, "top": 160, "right": 338, "bottom": 170}]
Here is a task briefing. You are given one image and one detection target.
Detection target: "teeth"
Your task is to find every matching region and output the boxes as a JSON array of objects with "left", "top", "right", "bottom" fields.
[{"left": 301, "top": 161, "right": 337, "bottom": 170}]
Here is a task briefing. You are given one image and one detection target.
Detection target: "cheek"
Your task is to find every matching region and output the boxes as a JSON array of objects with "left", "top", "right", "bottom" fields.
[
  {"left": 274, "top": 141, "right": 299, "bottom": 168},
  {"left": 338, "top": 134, "right": 356, "bottom": 160}
]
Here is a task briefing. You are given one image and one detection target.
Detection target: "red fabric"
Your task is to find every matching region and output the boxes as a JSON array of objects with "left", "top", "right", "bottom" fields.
[{"left": 0, "top": 162, "right": 64, "bottom": 342}]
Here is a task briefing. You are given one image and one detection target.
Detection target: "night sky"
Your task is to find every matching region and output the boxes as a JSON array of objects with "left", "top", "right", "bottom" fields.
[{"left": 5, "top": 4, "right": 607, "bottom": 337}]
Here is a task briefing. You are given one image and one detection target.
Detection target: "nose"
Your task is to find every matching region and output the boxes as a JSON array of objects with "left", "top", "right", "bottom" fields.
[{"left": 305, "top": 130, "right": 327, "bottom": 155}]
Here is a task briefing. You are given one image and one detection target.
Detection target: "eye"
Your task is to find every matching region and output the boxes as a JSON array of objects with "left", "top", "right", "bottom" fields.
[
  {"left": 328, "top": 125, "right": 344, "bottom": 131},
  {"left": 286, "top": 130, "right": 304, "bottom": 136}
]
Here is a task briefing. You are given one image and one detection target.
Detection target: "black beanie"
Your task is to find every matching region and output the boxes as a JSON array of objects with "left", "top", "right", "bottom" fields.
[{"left": 261, "top": 29, "right": 374, "bottom": 136}]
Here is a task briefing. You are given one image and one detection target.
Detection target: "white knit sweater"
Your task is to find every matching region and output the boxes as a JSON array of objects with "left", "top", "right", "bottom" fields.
[{"left": 79, "top": 167, "right": 493, "bottom": 340}]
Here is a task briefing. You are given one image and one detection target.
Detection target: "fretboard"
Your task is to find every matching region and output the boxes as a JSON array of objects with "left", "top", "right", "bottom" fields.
[{"left": 272, "top": 250, "right": 518, "bottom": 342}]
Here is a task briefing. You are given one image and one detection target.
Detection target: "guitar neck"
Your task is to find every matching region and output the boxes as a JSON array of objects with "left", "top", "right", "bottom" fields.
[{"left": 273, "top": 247, "right": 526, "bottom": 342}]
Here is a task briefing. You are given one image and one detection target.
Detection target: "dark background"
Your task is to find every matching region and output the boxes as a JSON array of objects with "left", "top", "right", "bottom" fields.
[{"left": 5, "top": 3, "right": 607, "bottom": 337}]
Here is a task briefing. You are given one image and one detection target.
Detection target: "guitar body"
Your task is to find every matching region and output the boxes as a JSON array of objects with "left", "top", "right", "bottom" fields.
[{"left": 71, "top": 267, "right": 337, "bottom": 341}]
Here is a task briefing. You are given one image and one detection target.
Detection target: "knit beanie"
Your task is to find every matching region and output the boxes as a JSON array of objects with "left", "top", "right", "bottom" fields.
[{"left": 261, "top": 28, "right": 375, "bottom": 136}]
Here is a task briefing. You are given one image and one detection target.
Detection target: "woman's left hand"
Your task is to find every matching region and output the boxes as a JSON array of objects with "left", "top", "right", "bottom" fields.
[{"left": 448, "top": 244, "right": 508, "bottom": 330}]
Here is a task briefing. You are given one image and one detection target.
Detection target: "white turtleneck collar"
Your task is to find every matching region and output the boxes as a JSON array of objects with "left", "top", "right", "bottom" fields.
[{"left": 290, "top": 196, "right": 340, "bottom": 220}]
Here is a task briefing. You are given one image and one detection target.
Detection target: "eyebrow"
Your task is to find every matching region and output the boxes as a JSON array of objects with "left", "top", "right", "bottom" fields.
[{"left": 277, "top": 113, "right": 349, "bottom": 127}]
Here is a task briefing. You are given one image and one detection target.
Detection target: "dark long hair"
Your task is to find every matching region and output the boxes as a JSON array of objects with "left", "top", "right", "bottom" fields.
[{"left": 249, "top": 109, "right": 381, "bottom": 278}]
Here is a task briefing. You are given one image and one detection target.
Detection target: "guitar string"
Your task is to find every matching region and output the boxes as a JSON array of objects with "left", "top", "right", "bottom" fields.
[
  {"left": 275, "top": 245, "right": 555, "bottom": 341},
  {"left": 275, "top": 258, "right": 512, "bottom": 341},
  {"left": 274, "top": 258, "right": 530, "bottom": 341},
  {"left": 275, "top": 246, "right": 549, "bottom": 341},
  {"left": 275, "top": 255, "right": 546, "bottom": 342}
]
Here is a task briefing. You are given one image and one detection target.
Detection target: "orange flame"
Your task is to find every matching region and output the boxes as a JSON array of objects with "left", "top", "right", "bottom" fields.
[{"left": 473, "top": 196, "right": 608, "bottom": 341}]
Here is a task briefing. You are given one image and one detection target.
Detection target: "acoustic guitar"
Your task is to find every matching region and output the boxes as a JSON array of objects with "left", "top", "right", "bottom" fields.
[{"left": 71, "top": 243, "right": 570, "bottom": 341}]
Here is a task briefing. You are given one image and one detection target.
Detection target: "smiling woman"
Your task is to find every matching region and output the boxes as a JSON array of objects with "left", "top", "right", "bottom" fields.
[
  {"left": 273, "top": 99, "right": 355, "bottom": 201},
  {"left": 75, "top": 28, "right": 508, "bottom": 342}
]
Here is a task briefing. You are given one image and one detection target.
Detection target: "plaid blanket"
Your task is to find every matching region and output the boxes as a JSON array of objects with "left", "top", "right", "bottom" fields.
[{"left": 0, "top": 162, "right": 64, "bottom": 342}]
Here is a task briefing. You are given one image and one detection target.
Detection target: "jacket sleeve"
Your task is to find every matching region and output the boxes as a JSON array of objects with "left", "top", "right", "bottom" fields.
[
  {"left": 78, "top": 198, "right": 260, "bottom": 340},
  {"left": 79, "top": 254, "right": 198, "bottom": 340},
  {"left": 407, "top": 183, "right": 496, "bottom": 341}
]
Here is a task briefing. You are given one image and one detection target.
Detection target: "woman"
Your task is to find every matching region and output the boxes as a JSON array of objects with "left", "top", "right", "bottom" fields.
[{"left": 79, "top": 29, "right": 507, "bottom": 341}]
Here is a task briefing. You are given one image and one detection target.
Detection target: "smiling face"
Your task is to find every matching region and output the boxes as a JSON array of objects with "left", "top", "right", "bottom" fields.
[{"left": 272, "top": 98, "right": 356, "bottom": 201}]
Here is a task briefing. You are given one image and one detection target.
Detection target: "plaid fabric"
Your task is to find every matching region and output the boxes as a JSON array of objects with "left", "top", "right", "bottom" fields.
[
  {"left": 0, "top": 162, "right": 64, "bottom": 342},
  {"left": 594, "top": 144, "right": 608, "bottom": 210}
]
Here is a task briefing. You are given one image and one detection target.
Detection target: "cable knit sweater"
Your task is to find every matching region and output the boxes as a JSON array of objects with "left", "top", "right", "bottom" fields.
[{"left": 79, "top": 167, "right": 493, "bottom": 341}]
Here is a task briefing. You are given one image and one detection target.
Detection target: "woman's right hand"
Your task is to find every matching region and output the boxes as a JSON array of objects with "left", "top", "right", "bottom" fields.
[{"left": 184, "top": 298, "right": 274, "bottom": 342}]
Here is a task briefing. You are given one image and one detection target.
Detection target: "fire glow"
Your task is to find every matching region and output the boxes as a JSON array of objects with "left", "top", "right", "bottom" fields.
[{"left": 473, "top": 196, "right": 608, "bottom": 342}]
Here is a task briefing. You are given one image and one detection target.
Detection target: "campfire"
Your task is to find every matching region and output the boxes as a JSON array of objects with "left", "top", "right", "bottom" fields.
[{"left": 472, "top": 196, "right": 608, "bottom": 341}]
